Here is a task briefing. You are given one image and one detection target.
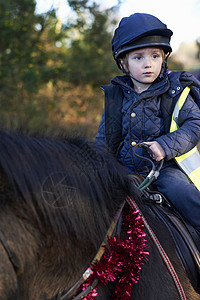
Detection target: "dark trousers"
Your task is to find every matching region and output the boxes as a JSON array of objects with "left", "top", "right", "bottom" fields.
[{"left": 154, "top": 163, "right": 200, "bottom": 232}]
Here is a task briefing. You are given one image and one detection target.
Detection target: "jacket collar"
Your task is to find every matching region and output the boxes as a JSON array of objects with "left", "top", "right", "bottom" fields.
[
  {"left": 168, "top": 71, "right": 200, "bottom": 107},
  {"left": 111, "top": 74, "right": 170, "bottom": 98}
]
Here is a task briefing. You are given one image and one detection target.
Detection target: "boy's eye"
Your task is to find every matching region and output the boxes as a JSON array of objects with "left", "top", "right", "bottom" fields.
[
  {"left": 152, "top": 53, "right": 160, "bottom": 59},
  {"left": 135, "top": 56, "right": 142, "bottom": 60}
]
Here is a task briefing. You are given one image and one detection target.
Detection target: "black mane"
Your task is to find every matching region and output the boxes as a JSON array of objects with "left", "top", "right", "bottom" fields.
[{"left": 0, "top": 129, "right": 130, "bottom": 248}]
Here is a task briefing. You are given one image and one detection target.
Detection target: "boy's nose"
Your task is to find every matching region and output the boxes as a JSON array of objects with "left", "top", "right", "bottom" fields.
[{"left": 144, "top": 57, "right": 152, "bottom": 67}]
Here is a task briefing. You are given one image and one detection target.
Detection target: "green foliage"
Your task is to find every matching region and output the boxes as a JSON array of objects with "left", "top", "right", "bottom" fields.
[
  {"left": 0, "top": 0, "right": 40, "bottom": 91},
  {"left": 196, "top": 37, "right": 200, "bottom": 60},
  {"left": 63, "top": 9, "right": 118, "bottom": 86},
  {"left": 168, "top": 57, "right": 184, "bottom": 71},
  {"left": 0, "top": 0, "right": 120, "bottom": 131},
  {"left": 0, "top": 0, "right": 67, "bottom": 129},
  {"left": 59, "top": 1, "right": 120, "bottom": 87}
]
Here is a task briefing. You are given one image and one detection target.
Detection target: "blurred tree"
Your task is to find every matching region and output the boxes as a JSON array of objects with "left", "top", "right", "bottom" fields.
[
  {"left": 168, "top": 57, "right": 184, "bottom": 71},
  {"left": 196, "top": 37, "right": 200, "bottom": 60},
  {"left": 0, "top": 0, "right": 121, "bottom": 131},
  {"left": 61, "top": 0, "right": 120, "bottom": 87},
  {"left": 0, "top": 0, "right": 67, "bottom": 128}
]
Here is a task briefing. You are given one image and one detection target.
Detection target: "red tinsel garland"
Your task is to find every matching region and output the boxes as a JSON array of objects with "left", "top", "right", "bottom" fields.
[{"left": 78, "top": 204, "right": 149, "bottom": 300}]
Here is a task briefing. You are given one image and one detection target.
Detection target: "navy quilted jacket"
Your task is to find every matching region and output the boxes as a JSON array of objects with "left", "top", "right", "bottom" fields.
[{"left": 95, "top": 71, "right": 200, "bottom": 176}]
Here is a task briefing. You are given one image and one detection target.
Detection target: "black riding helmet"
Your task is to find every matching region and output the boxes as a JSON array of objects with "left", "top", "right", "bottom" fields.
[{"left": 112, "top": 13, "right": 173, "bottom": 73}]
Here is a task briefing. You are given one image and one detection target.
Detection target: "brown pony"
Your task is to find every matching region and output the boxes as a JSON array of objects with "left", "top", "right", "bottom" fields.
[{"left": 0, "top": 130, "right": 199, "bottom": 300}]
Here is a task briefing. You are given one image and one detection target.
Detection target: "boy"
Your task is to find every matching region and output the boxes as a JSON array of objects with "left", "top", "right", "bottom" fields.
[{"left": 95, "top": 13, "right": 200, "bottom": 232}]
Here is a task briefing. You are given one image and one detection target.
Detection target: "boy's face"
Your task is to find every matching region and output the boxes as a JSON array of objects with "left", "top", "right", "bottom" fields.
[{"left": 120, "top": 47, "right": 164, "bottom": 92}]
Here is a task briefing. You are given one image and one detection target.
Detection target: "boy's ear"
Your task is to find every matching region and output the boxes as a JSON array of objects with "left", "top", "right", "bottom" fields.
[{"left": 119, "top": 59, "right": 128, "bottom": 72}]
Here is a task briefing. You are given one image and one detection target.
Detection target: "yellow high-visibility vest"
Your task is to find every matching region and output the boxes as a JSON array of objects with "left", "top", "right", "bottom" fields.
[{"left": 170, "top": 86, "right": 200, "bottom": 191}]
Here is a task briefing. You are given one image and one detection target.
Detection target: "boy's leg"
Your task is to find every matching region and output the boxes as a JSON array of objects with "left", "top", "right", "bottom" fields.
[{"left": 154, "top": 165, "right": 200, "bottom": 232}]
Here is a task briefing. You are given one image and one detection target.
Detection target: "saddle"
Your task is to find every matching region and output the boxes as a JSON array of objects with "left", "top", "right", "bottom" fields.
[{"left": 128, "top": 174, "right": 200, "bottom": 293}]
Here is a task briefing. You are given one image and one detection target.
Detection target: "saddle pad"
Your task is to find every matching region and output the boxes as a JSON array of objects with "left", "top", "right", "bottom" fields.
[{"left": 148, "top": 202, "right": 200, "bottom": 293}]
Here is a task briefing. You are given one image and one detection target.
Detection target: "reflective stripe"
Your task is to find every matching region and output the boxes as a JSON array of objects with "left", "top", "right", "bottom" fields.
[
  {"left": 170, "top": 86, "right": 200, "bottom": 191},
  {"left": 175, "top": 147, "right": 199, "bottom": 168},
  {"left": 189, "top": 166, "right": 200, "bottom": 191},
  {"left": 175, "top": 148, "right": 200, "bottom": 190},
  {"left": 170, "top": 86, "right": 190, "bottom": 131}
]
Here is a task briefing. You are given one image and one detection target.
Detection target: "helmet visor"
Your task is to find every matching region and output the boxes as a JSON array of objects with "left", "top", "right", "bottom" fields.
[{"left": 115, "top": 35, "right": 172, "bottom": 59}]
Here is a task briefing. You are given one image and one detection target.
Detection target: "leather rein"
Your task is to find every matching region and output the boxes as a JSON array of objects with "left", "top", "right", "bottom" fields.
[
  {"left": 55, "top": 201, "right": 126, "bottom": 300},
  {"left": 126, "top": 195, "right": 187, "bottom": 300}
]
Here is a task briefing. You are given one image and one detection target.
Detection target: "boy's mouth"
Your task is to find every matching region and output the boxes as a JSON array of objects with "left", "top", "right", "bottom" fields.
[{"left": 143, "top": 72, "right": 154, "bottom": 77}]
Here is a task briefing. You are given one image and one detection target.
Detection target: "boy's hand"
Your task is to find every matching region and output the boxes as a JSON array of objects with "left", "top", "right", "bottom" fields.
[{"left": 143, "top": 141, "right": 166, "bottom": 161}]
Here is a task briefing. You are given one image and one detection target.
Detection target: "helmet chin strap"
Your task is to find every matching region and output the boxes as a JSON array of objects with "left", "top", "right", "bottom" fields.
[
  {"left": 157, "top": 53, "right": 170, "bottom": 81},
  {"left": 119, "top": 62, "right": 145, "bottom": 85},
  {"left": 128, "top": 73, "right": 145, "bottom": 85}
]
